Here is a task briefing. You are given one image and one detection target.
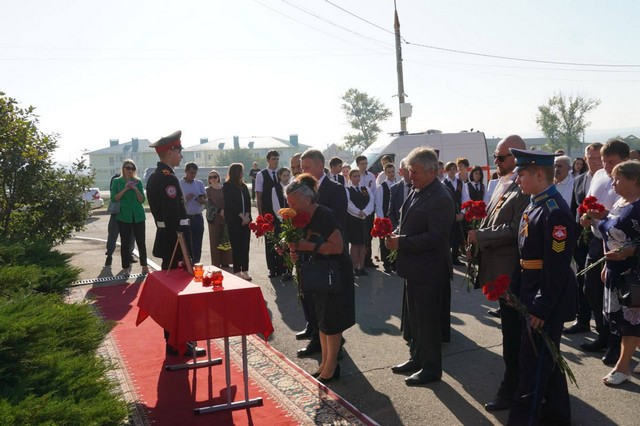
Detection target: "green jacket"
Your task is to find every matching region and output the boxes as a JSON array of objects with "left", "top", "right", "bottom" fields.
[{"left": 110, "top": 177, "right": 146, "bottom": 223}]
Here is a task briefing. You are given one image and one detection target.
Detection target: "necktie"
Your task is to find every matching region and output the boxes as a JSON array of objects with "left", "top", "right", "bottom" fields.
[
  {"left": 334, "top": 175, "right": 338, "bottom": 182},
  {"left": 272, "top": 171, "right": 277, "bottom": 182}
]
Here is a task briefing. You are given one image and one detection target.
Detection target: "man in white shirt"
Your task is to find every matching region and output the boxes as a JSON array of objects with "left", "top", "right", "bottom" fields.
[
  {"left": 442, "top": 162, "right": 469, "bottom": 265},
  {"left": 328, "top": 156, "right": 346, "bottom": 185},
  {"left": 579, "top": 139, "right": 628, "bottom": 365},
  {"left": 355, "top": 154, "right": 376, "bottom": 267},
  {"left": 375, "top": 163, "right": 398, "bottom": 273},
  {"left": 554, "top": 155, "right": 574, "bottom": 206},
  {"left": 375, "top": 154, "right": 394, "bottom": 186},
  {"left": 179, "top": 162, "right": 207, "bottom": 263}
]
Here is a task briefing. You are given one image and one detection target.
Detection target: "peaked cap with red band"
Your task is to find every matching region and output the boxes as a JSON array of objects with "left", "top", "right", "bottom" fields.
[{"left": 150, "top": 130, "right": 183, "bottom": 153}]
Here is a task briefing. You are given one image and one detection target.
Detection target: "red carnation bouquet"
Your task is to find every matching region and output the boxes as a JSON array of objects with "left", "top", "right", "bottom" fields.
[
  {"left": 249, "top": 213, "right": 276, "bottom": 238},
  {"left": 462, "top": 200, "right": 487, "bottom": 292},
  {"left": 577, "top": 196, "right": 605, "bottom": 245},
  {"left": 482, "top": 275, "right": 577, "bottom": 387},
  {"left": 371, "top": 217, "right": 397, "bottom": 262},
  {"left": 276, "top": 208, "right": 312, "bottom": 283}
]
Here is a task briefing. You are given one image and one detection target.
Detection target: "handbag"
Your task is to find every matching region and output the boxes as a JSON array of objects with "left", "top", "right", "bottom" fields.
[
  {"left": 299, "top": 256, "right": 341, "bottom": 294},
  {"left": 107, "top": 201, "right": 120, "bottom": 214},
  {"left": 618, "top": 261, "right": 640, "bottom": 308},
  {"left": 205, "top": 201, "right": 219, "bottom": 222}
]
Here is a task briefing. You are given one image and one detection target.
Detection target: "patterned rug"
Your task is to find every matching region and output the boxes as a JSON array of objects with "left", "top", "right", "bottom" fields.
[{"left": 86, "top": 282, "right": 378, "bottom": 426}]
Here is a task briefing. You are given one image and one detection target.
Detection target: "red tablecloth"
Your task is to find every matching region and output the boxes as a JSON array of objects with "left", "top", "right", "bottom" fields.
[{"left": 136, "top": 269, "right": 273, "bottom": 352}]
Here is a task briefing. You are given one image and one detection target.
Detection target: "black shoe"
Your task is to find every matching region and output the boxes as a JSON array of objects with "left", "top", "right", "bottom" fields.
[
  {"left": 105, "top": 255, "right": 112, "bottom": 267},
  {"left": 405, "top": 369, "right": 441, "bottom": 386},
  {"left": 295, "top": 329, "right": 312, "bottom": 340},
  {"left": 358, "top": 268, "right": 368, "bottom": 276},
  {"left": 184, "top": 342, "right": 206, "bottom": 357},
  {"left": 268, "top": 270, "right": 281, "bottom": 278},
  {"left": 563, "top": 322, "right": 590, "bottom": 334},
  {"left": 383, "top": 267, "right": 393, "bottom": 274},
  {"left": 580, "top": 340, "right": 607, "bottom": 352},
  {"left": 318, "top": 364, "right": 341, "bottom": 384},
  {"left": 130, "top": 257, "right": 138, "bottom": 263},
  {"left": 391, "top": 359, "right": 421, "bottom": 374},
  {"left": 281, "top": 273, "right": 292, "bottom": 282},
  {"left": 297, "top": 338, "right": 321, "bottom": 357},
  {"left": 166, "top": 344, "right": 180, "bottom": 356},
  {"left": 602, "top": 348, "right": 620, "bottom": 366},
  {"left": 487, "top": 308, "right": 501, "bottom": 318},
  {"left": 484, "top": 396, "right": 511, "bottom": 412},
  {"left": 452, "top": 258, "right": 464, "bottom": 266},
  {"left": 364, "top": 260, "right": 377, "bottom": 268},
  {"left": 337, "top": 337, "right": 346, "bottom": 360}
]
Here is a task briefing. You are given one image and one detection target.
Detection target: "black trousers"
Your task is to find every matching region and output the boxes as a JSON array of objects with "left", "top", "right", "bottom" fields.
[
  {"left": 117, "top": 220, "right": 147, "bottom": 268},
  {"left": 584, "top": 237, "right": 608, "bottom": 342},
  {"left": 497, "top": 301, "right": 522, "bottom": 399},
  {"left": 508, "top": 317, "right": 570, "bottom": 426},
  {"left": 573, "top": 243, "right": 592, "bottom": 325},
  {"left": 228, "top": 221, "right": 250, "bottom": 273},
  {"left": 365, "top": 213, "right": 374, "bottom": 262},
  {"left": 406, "top": 280, "right": 444, "bottom": 378},
  {"left": 265, "top": 220, "right": 285, "bottom": 274}
]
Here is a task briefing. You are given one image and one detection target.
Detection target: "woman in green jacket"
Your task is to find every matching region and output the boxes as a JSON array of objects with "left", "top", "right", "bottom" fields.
[{"left": 111, "top": 159, "right": 148, "bottom": 274}]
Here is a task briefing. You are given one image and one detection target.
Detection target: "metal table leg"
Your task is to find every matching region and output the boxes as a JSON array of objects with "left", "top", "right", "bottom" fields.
[{"left": 165, "top": 339, "right": 222, "bottom": 371}]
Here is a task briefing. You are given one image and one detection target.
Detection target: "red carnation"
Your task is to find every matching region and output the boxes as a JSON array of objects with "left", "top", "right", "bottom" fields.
[
  {"left": 482, "top": 274, "right": 510, "bottom": 301},
  {"left": 264, "top": 213, "right": 274, "bottom": 223},
  {"left": 292, "top": 211, "right": 311, "bottom": 229}
]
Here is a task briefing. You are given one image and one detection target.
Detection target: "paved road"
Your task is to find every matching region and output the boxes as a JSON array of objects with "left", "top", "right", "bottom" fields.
[{"left": 63, "top": 208, "right": 639, "bottom": 425}]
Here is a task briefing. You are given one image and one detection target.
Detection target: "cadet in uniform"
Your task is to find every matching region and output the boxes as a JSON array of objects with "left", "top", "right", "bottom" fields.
[
  {"left": 147, "top": 130, "right": 191, "bottom": 270},
  {"left": 508, "top": 148, "right": 577, "bottom": 426},
  {"left": 147, "top": 130, "right": 205, "bottom": 357}
]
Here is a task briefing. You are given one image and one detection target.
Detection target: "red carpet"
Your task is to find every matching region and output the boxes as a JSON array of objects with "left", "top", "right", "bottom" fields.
[{"left": 88, "top": 282, "right": 376, "bottom": 426}]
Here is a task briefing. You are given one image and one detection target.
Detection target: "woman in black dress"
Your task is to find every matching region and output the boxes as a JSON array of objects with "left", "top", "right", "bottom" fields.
[
  {"left": 346, "top": 169, "right": 375, "bottom": 276},
  {"left": 466, "top": 165, "right": 485, "bottom": 201},
  {"left": 223, "top": 163, "right": 252, "bottom": 281},
  {"left": 285, "top": 173, "right": 355, "bottom": 384}
]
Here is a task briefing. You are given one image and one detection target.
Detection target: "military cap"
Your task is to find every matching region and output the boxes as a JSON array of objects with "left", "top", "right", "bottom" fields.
[
  {"left": 150, "top": 130, "right": 183, "bottom": 153},
  {"left": 510, "top": 148, "right": 557, "bottom": 171}
]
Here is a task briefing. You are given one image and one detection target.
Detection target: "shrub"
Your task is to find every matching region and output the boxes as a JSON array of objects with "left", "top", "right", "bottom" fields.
[{"left": 0, "top": 294, "right": 127, "bottom": 425}]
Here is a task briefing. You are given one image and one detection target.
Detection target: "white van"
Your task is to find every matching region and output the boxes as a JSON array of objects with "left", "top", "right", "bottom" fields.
[{"left": 354, "top": 131, "right": 490, "bottom": 177}]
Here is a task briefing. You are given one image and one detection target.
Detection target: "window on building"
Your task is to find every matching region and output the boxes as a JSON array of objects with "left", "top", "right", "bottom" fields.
[{"left": 109, "top": 157, "right": 114, "bottom": 166}]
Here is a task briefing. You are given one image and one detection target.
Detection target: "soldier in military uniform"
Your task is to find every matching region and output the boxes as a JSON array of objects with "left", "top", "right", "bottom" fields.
[
  {"left": 147, "top": 130, "right": 205, "bottom": 357},
  {"left": 507, "top": 148, "right": 577, "bottom": 426},
  {"left": 147, "top": 130, "right": 191, "bottom": 270}
]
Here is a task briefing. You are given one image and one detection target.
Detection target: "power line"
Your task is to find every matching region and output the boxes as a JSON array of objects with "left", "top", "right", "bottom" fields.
[
  {"left": 278, "top": 0, "right": 391, "bottom": 48},
  {"left": 316, "top": 1, "right": 640, "bottom": 68}
]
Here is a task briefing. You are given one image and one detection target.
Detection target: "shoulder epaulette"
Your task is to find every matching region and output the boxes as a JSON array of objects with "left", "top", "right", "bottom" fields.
[{"left": 545, "top": 198, "right": 559, "bottom": 212}]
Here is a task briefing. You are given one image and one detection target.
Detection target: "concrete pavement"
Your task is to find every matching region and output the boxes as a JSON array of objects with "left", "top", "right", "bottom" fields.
[{"left": 61, "top": 209, "right": 639, "bottom": 425}]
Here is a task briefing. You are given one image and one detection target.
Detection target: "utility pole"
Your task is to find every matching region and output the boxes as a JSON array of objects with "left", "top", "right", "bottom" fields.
[{"left": 394, "top": 1, "right": 407, "bottom": 133}]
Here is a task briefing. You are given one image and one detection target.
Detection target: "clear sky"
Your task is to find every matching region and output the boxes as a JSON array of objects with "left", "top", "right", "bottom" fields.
[{"left": 2, "top": 0, "right": 639, "bottom": 164}]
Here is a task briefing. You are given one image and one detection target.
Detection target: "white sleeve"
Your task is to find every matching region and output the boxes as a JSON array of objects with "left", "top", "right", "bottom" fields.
[
  {"left": 272, "top": 187, "right": 282, "bottom": 219},
  {"left": 375, "top": 185, "right": 384, "bottom": 218},
  {"left": 376, "top": 173, "right": 386, "bottom": 186},
  {"left": 363, "top": 188, "right": 375, "bottom": 216},
  {"left": 255, "top": 171, "right": 264, "bottom": 193},
  {"left": 346, "top": 187, "right": 360, "bottom": 217},
  {"left": 461, "top": 182, "right": 470, "bottom": 204}
]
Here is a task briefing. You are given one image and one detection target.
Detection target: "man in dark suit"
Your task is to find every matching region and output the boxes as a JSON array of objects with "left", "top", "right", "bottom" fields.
[
  {"left": 385, "top": 147, "right": 454, "bottom": 386},
  {"left": 296, "top": 149, "right": 348, "bottom": 357},
  {"left": 467, "top": 135, "right": 529, "bottom": 412},
  {"left": 388, "top": 159, "right": 411, "bottom": 229},
  {"left": 564, "top": 142, "right": 603, "bottom": 335},
  {"left": 256, "top": 150, "right": 285, "bottom": 278},
  {"left": 329, "top": 156, "right": 346, "bottom": 185}
]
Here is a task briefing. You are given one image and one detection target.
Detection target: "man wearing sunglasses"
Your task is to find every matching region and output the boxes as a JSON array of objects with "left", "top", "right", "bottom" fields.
[{"left": 466, "top": 135, "right": 529, "bottom": 412}]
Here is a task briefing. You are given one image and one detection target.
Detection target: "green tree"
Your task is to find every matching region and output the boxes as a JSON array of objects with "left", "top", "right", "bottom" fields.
[
  {"left": 215, "top": 148, "right": 261, "bottom": 182},
  {"left": 341, "top": 88, "right": 392, "bottom": 153},
  {"left": 536, "top": 93, "right": 600, "bottom": 156},
  {"left": 0, "top": 92, "right": 92, "bottom": 245}
]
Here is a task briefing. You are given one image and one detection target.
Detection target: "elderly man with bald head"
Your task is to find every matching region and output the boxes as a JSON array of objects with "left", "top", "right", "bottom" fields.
[
  {"left": 467, "top": 134, "right": 530, "bottom": 412},
  {"left": 554, "top": 155, "right": 574, "bottom": 206}
]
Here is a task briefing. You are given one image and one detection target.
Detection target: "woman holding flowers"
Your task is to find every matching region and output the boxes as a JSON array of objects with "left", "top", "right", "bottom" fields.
[
  {"left": 285, "top": 173, "right": 355, "bottom": 384},
  {"left": 595, "top": 160, "right": 640, "bottom": 386},
  {"left": 346, "top": 169, "right": 375, "bottom": 276},
  {"left": 206, "top": 170, "right": 232, "bottom": 268}
]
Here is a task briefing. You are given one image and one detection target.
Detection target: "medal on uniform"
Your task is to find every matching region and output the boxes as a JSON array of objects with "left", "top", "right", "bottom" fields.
[{"left": 520, "top": 213, "right": 529, "bottom": 237}]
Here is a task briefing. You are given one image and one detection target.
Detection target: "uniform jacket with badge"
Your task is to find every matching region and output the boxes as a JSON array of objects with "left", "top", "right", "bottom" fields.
[
  {"left": 476, "top": 178, "right": 530, "bottom": 286},
  {"left": 395, "top": 179, "right": 455, "bottom": 283},
  {"left": 146, "top": 162, "right": 188, "bottom": 260},
  {"left": 514, "top": 186, "right": 577, "bottom": 322}
]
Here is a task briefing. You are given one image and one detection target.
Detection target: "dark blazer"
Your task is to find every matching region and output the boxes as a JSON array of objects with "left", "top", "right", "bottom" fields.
[
  {"left": 317, "top": 176, "right": 348, "bottom": 230},
  {"left": 388, "top": 180, "right": 409, "bottom": 229},
  {"left": 328, "top": 173, "right": 346, "bottom": 186},
  {"left": 396, "top": 179, "right": 455, "bottom": 282},
  {"left": 222, "top": 181, "right": 251, "bottom": 226},
  {"left": 571, "top": 172, "right": 591, "bottom": 221}
]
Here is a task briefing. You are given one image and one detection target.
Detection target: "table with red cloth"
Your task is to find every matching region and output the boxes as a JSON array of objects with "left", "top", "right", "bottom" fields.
[{"left": 135, "top": 268, "right": 274, "bottom": 413}]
